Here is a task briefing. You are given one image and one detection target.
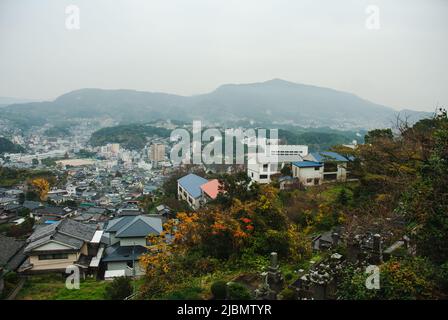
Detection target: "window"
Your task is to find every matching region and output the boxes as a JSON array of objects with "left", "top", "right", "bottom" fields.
[
  {"left": 314, "top": 166, "right": 320, "bottom": 171},
  {"left": 324, "top": 162, "right": 338, "bottom": 172},
  {"left": 324, "top": 173, "right": 337, "bottom": 181},
  {"left": 306, "top": 178, "right": 313, "bottom": 183},
  {"left": 260, "top": 174, "right": 268, "bottom": 179},
  {"left": 126, "top": 261, "right": 133, "bottom": 268},
  {"left": 38, "top": 253, "right": 69, "bottom": 260}
]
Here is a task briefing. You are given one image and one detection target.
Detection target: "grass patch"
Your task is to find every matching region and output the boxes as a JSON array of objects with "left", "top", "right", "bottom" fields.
[{"left": 16, "top": 274, "right": 109, "bottom": 300}]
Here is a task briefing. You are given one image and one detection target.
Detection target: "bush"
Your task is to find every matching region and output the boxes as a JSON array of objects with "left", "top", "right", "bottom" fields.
[
  {"left": 4, "top": 271, "right": 19, "bottom": 283},
  {"left": 104, "top": 277, "right": 133, "bottom": 300},
  {"left": 227, "top": 282, "right": 252, "bottom": 300},
  {"left": 284, "top": 273, "right": 294, "bottom": 281},
  {"left": 211, "top": 280, "right": 227, "bottom": 300},
  {"left": 164, "top": 286, "right": 203, "bottom": 300},
  {"left": 279, "top": 288, "right": 297, "bottom": 300}
]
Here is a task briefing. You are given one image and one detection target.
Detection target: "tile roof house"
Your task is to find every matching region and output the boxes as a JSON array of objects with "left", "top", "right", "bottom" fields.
[
  {"left": 22, "top": 200, "right": 42, "bottom": 211},
  {"left": 102, "top": 215, "right": 163, "bottom": 279},
  {"left": 0, "top": 235, "right": 26, "bottom": 272},
  {"left": 19, "top": 218, "right": 99, "bottom": 274}
]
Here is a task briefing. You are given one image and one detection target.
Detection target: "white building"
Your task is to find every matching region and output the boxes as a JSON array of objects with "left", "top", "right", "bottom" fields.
[
  {"left": 292, "top": 161, "right": 324, "bottom": 186},
  {"left": 292, "top": 151, "right": 352, "bottom": 186},
  {"left": 177, "top": 173, "right": 208, "bottom": 209},
  {"left": 247, "top": 144, "right": 308, "bottom": 184}
]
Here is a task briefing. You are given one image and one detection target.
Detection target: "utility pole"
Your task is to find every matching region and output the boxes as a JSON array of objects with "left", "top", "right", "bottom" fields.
[{"left": 132, "top": 241, "right": 136, "bottom": 294}]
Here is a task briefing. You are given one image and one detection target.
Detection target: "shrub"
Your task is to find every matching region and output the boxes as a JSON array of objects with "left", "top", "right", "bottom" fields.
[
  {"left": 211, "top": 280, "right": 227, "bottom": 300},
  {"left": 227, "top": 282, "right": 252, "bottom": 300},
  {"left": 104, "top": 277, "right": 133, "bottom": 300},
  {"left": 165, "top": 286, "right": 203, "bottom": 300},
  {"left": 4, "top": 272, "right": 19, "bottom": 283},
  {"left": 284, "top": 272, "right": 294, "bottom": 281},
  {"left": 279, "top": 288, "right": 297, "bottom": 300}
]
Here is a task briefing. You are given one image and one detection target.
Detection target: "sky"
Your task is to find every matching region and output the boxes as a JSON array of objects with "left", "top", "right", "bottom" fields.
[{"left": 0, "top": 0, "right": 447, "bottom": 111}]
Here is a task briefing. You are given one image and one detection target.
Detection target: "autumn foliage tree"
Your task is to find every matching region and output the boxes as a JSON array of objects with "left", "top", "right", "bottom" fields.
[
  {"left": 139, "top": 184, "right": 311, "bottom": 299},
  {"left": 31, "top": 178, "right": 50, "bottom": 201}
]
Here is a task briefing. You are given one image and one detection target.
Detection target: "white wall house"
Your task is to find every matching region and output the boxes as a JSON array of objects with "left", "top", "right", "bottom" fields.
[
  {"left": 292, "top": 151, "right": 352, "bottom": 186},
  {"left": 303, "top": 152, "right": 350, "bottom": 183},
  {"left": 292, "top": 161, "right": 324, "bottom": 186}
]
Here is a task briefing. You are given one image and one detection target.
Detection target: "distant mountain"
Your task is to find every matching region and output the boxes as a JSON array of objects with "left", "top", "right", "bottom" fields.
[
  {"left": 1, "top": 80, "right": 432, "bottom": 130},
  {"left": 0, "top": 96, "right": 37, "bottom": 108}
]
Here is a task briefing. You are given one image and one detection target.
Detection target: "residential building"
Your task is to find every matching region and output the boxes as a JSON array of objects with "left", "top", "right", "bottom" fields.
[
  {"left": 177, "top": 174, "right": 208, "bottom": 209},
  {"left": 292, "top": 161, "right": 324, "bottom": 186},
  {"left": 303, "top": 151, "right": 351, "bottom": 183},
  {"left": 19, "top": 218, "right": 99, "bottom": 275},
  {"left": 102, "top": 215, "right": 163, "bottom": 278},
  {"left": 292, "top": 151, "right": 353, "bottom": 186}
]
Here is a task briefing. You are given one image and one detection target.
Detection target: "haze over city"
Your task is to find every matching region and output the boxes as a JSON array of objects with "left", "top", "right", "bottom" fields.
[{"left": 1, "top": 0, "right": 447, "bottom": 111}]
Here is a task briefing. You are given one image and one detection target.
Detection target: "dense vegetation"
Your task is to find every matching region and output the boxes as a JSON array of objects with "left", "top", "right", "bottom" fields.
[
  {"left": 0, "top": 137, "right": 25, "bottom": 154},
  {"left": 44, "top": 126, "right": 70, "bottom": 138},
  {"left": 278, "top": 128, "right": 363, "bottom": 152},
  {"left": 0, "top": 166, "right": 56, "bottom": 187},
  {"left": 138, "top": 109, "right": 448, "bottom": 300},
  {"left": 89, "top": 124, "right": 171, "bottom": 150}
]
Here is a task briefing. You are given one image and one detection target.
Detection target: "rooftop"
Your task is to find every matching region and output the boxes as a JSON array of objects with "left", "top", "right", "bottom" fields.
[
  {"left": 292, "top": 161, "right": 323, "bottom": 168},
  {"left": 178, "top": 173, "right": 208, "bottom": 199},
  {"left": 200, "top": 179, "right": 222, "bottom": 200}
]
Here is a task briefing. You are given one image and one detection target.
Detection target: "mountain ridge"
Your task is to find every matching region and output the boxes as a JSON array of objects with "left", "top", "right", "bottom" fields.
[{"left": 1, "top": 79, "right": 431, "bottom": 130}]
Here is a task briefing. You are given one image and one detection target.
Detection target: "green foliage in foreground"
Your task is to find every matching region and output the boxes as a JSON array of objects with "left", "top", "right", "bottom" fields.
[{"left": 104, "top": 277, "right": 133, "bottom": 300}]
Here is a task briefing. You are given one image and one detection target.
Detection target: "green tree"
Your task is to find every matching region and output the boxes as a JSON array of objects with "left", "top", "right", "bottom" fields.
[
  {"left": 104, "top": 277, "right": 133, "bottom": 300},
  {"left": 364, "top": 128, "right": 393, "bottom": 144}
]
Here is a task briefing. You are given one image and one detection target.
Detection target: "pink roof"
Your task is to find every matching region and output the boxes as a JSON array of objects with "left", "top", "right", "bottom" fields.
[{"left": 200, "top": 179, "right": 222, "bottom": 200}]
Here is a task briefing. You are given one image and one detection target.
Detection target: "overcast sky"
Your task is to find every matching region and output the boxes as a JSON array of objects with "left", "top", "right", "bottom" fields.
[{"left": 0, "top": 0, "right": 447, "bottom": 111}]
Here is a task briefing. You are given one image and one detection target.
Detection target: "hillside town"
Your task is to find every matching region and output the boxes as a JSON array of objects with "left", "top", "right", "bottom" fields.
[{"left": 2, "top": 112, "right": 440, "bottom": 302}]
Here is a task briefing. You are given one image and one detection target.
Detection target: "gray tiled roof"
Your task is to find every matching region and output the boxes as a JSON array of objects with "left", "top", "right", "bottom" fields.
[
  {"left": 106, "top": 216, "right": 162, "bottom": 238},
  {"left": 102, "top": 243, "right": 148, "bottom": 262},
  {"left": 24, "top": 218, "right": 97, "bottom": 253},
  {"left": 0, "top": 235, "right": 25, "bottom": 268}
]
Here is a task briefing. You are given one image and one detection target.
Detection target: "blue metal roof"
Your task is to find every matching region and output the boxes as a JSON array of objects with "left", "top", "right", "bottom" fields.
[
  {"left": 310, "top": 151, "right": 349, "bottom": 162},
  {"left": 177, "top": 173, "right": 208, "bottom": 199},
  {"left": 292, "top": 161, "right": 323, "bottom": 168}
]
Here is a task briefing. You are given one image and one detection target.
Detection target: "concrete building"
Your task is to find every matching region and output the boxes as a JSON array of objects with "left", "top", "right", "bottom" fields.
[
  {"left": 292, "top": 161, "right": 324, "bottom": 186},
  {"left": 177, "top": 174, "right": 208, "bottom": 209},
  {"left": 149, "top": 143, "right": 165, "bottom": 163},
  {"left": 247, "top": 144, "right": 308, "bottom": 184},
  {"left": 292, "top": 151, "right": 352, "bottom": 186},
  {"left": 303, "top": 152, "right": 350, "bottom": 183}
]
